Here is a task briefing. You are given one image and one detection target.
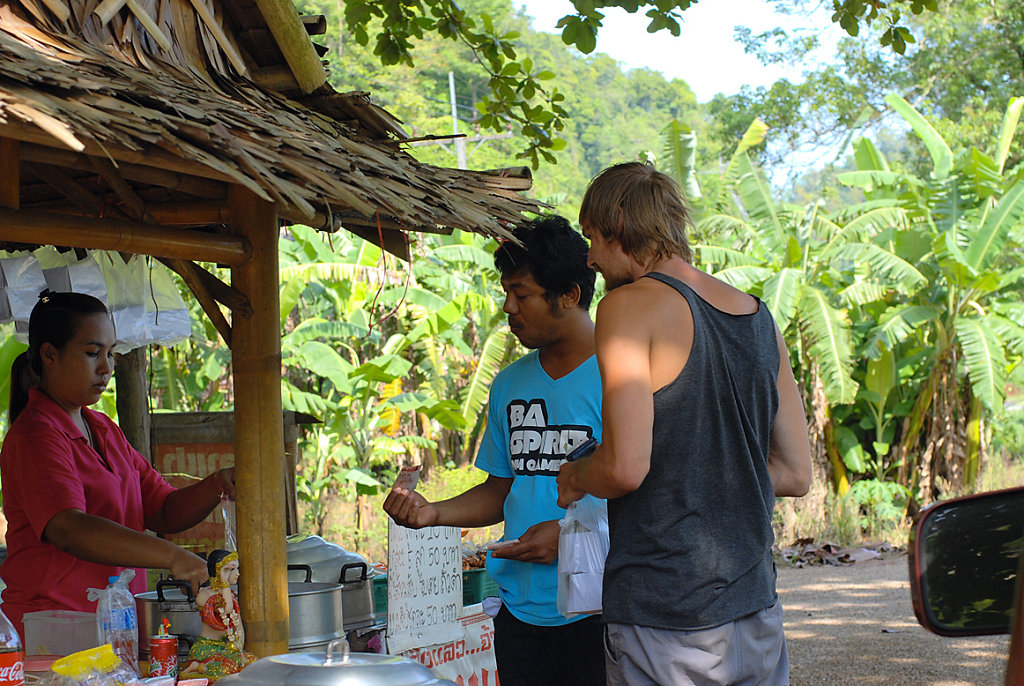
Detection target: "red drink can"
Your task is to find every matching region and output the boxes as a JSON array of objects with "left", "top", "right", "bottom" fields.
[{"left": 148, "top": 635, "right": 178, "bottom": 681}]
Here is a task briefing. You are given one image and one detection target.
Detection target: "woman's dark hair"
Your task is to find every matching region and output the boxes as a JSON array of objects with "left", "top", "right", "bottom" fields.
[
  {"left": 9, "top": 290, "right": 110, "bottom": 423},
  {"left": 494, "top": 215, "right": 596, "bottom": 309}
]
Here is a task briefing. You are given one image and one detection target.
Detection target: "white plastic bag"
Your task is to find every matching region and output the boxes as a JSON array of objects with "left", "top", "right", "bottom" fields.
[
  {"left": 556, "top": 496, "right": 609, "bottom": 618},
  {"left": 87, "top": 570, "right": 139, "bottom": 676}
]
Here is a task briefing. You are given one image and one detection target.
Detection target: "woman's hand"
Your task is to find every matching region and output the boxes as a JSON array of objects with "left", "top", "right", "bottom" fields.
[
  {"left": 169, "top": 547, "right": 209, "bottom": 597},
  {"left": 214, "top": 468, "right": 236, "bottom": 500}
]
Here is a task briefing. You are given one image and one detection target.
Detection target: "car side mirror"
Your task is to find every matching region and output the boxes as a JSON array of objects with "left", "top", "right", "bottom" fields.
[{"left": 909, "top": 486, "right": 1024, "bottom": 636}]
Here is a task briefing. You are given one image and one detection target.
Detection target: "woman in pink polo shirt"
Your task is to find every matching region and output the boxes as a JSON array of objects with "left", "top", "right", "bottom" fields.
[{"left": 0, "top": 290, "right": 234, "bottom": 638}]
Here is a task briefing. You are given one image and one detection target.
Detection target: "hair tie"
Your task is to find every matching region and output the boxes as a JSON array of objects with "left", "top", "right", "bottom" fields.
[{"left": 37, "top": 288, "right": 56, "bottom": 304}]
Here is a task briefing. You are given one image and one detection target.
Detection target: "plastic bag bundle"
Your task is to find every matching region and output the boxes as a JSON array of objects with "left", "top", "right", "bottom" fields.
[
  {"left": 41, "top": 643, "right": 141, "bottom": 685},
  {"left": 556, "top": 496, "right": 609, "bottom": 618},
  {"left": 86, "top": 571, "right": 139, "bottom": 676}
]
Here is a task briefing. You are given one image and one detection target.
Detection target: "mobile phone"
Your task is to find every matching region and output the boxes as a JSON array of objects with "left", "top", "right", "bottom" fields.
[{"left": 565, "top": 437, "right": 598, "bottom": 462}]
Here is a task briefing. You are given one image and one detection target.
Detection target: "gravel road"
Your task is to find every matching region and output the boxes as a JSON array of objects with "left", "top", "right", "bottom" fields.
[{"left": 779, "top": 555, "right": 1008, "bottom": 686}]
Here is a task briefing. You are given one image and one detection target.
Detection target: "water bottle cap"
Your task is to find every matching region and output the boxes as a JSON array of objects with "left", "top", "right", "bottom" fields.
[{"left": 109, "top": 576, "right": 119, "bottom": 584}]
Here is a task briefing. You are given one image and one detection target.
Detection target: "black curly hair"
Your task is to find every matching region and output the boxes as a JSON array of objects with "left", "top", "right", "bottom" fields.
[{"left": 494, "top": 215, "right": 595, "bottom": 309}]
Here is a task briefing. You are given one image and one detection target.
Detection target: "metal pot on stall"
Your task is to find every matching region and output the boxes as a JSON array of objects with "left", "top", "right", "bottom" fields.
[
  {"left": 286, "top": 534, "right": 378, "bottom": 630},
  {"left": 286, "top": 564, "right": 346, "bottom": 652},
  {"left": 217, "top": 637, "right": 456, "bottom": 686},
  {"left": 135, "top": 580, "right": 201, "bottom": 659},
  {"left": 136, "top": 573, "right": 346, "bottom": 655}
]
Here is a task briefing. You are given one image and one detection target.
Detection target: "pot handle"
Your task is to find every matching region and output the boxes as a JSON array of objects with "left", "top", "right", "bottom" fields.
[
  {"left": 156, "top": 578, "right": 196, "bottom": 604},
  {"left": 339, "top": 562, "right": 368, "bottom": 584},
  {"left": 324, "top": 637, "right": 351, "bottom": 665},
  {"left": 288, "top": 563, "right": 314, "bottom": 583}
]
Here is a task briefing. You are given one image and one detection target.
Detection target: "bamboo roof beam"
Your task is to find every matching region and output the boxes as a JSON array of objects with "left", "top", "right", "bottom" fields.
[
  {"left": 125, "top": 0, "right": 172, "bottom": 51},
  {"left": 250, "top": 0, "right": 325, "bottom": 94},
  {"left": 23, "top": 162, "right": 127, "bottom": 220},
  {"left": 1, "top": 120, "right": 239, "bottom": 186},
  {"left": 89, "top": 155, "right": 154, "bottom": 222},
  {"left": 0, "top": 208, "right": 251, "bottom": 265},
  {"left": 19, "top": 145, "right": 228, "bottom": 200},
  {"left": 145, "top": 200, "right": 230, "bottom": 225},
  {"left": 1, "top": 138, "right": 18, "bottom": 209},
  {"left": 183, "top": 0, "right": 248, "bottom": 76}
]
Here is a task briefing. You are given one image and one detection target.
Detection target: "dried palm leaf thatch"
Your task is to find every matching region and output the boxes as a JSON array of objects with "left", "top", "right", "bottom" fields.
[{"left": 0, "top": 0, "right": 540, "bottom": 239}]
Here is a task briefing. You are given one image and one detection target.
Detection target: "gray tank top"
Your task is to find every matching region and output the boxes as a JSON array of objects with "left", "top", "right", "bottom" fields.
[{"left": 602, "top": 271, "right": 780, "bottom": 630}]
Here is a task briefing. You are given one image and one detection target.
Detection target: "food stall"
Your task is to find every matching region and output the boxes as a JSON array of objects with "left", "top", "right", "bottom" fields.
[{"left": 0, "top": 0, "right": 539, "bottom": 672}]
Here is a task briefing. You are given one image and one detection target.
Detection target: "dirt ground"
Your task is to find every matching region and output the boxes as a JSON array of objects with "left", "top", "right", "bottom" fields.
[{"left": 779, "top": 554, "right": 1009, "bottom": 686}]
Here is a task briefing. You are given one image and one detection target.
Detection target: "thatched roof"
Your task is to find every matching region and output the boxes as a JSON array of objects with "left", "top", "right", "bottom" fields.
[{"left": 0, "top": 0, "right": 540, "bottom": 246}]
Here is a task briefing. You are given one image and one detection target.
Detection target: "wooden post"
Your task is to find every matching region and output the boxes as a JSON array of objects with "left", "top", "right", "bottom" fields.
[
  {"left": 1, "top": 138, "right": 18, "bottom": 209},
  {"left": 229, "top": 185, "right": 288, "bottom": 657},
  {"left": 115, "top": 348, "right": 152, "bottom": 461}
]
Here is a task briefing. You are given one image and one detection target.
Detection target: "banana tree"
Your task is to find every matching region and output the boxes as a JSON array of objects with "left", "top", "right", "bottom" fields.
[
  {"left": 838, "top": 95, "right": 1024, "bottom": 502},
  {"left": 695, "top": 121, "right": 926, "bottom": 495}
]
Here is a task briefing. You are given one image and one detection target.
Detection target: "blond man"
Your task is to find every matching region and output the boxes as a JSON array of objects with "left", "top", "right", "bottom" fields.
[{"left": 557, "top": 162, "right": 811, "bottom": 686}]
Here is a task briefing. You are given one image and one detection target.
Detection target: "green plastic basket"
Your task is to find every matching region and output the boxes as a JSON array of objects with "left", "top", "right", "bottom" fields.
[
  {"left": 462, "top": 568, "right": 499, "bottom": 606},
  {"left": 371, "top": 569, "right": 499, "bottom": 613}
]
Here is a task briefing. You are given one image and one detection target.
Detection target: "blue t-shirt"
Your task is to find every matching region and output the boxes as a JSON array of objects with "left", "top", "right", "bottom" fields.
[{"left": 475, "top": 350, "right": 603, "bottom": 626}]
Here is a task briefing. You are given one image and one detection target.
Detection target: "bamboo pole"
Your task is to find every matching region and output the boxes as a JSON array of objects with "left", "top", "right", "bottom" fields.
[
  {"left": 250, "top": 0, "right": 325, "bottom": 94},
  {"left": 0, "top": 138, "right": 18, "bottom": 209},
  {"left": 229, "top": 185, "right": 288, "bottom": 657},
  {"left": 115, "top": 348, "right": 152, "bottom": 461},
  {"left": 0, "top": 208, "right": 250, "bottom": 265}
]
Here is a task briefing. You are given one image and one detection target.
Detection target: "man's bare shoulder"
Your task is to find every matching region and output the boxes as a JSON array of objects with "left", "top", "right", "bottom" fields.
[{"left": 597, "top": 279, "right": 669, "bottom": 314}]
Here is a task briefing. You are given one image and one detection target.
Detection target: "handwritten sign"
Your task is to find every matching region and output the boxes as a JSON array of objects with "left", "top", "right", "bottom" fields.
[{"left": 386, "top": 522, "right": 462, "bottom": 654}]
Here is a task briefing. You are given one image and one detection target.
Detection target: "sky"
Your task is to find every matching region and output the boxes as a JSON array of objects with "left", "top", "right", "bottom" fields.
[{"left": 515, "top": 1, "right": 843, "bottom": 103}]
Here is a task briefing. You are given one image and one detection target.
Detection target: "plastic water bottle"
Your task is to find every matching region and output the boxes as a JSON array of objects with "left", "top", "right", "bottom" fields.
[
  {"left": 88, "top": 570, "right": 139, "bottom": 676},
  {"left": 0, "top": 606, "right": 24, "bottom": 685}
]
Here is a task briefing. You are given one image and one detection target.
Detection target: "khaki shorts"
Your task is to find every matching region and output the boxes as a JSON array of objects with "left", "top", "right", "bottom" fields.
[{"left": 604, "top": 602, "right": 789, "bottom": 686}]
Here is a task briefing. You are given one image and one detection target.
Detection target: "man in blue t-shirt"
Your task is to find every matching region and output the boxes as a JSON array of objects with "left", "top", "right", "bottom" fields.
[{"left": 383, "top": 215, "right": 605, "bottom": 686}]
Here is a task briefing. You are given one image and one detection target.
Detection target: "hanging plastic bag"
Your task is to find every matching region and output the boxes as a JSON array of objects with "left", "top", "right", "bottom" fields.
[
  {"left": 556, "top": 496, "right": 609, "bottom": 618},
  {"left": 94, "top": 252, "right": 191, "bottom": 351},
  {"left": 222, "top": 498, "right": 237, "bottom": 552}
]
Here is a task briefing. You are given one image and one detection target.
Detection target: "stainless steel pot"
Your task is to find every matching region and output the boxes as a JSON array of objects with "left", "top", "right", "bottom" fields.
[
  {"left": 135, "top": 580, "right": 200, "bottom": 658},
  {"left": 217, "top": 637, "right": 456, "bottom": 686},
  {"left": 286, "top": 536, "right": 378, "bottom": 630},
  {"left": 287, "top": 575, "right": 346, "bottom": 650},
  {"left": 136, "top": 577, "right": 345, "bottom": 654}
]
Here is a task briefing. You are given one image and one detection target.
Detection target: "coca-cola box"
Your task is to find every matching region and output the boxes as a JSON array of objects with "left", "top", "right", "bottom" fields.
[{"left": 149, "top": 412, "right": 309, "bottom": 579}]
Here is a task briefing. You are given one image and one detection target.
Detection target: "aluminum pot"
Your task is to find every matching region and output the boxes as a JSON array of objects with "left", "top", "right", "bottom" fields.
[
  {"left": 136, "top": 577, "right": 345, "bottom": 654},
  {"left": 286, "top": 537, "right": 377, "bottom": 630},
  {"left": 217, "top": 637, "right": 456, "bottom": 686},
  {"left": 287, "top": 574, "right": 346, "bottom": 650},
  {"left": 135, "top": 579, "right": 201, "bottom": 658}
]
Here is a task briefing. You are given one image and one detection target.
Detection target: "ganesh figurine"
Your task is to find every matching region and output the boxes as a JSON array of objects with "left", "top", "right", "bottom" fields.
[{"left": 181, "top": 550, "right": 255, "bottom": 682}]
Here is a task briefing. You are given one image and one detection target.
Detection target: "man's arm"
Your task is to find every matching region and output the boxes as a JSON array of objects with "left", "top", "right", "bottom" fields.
[
  {"left": 769, "top": 326, "right": 812, "bottom": 497},
  {"left": 383, "top": 474, "right": 513, "bottom": 529},
  {"left": 558, "top": 289, "right": 654, "bottom": 505}
]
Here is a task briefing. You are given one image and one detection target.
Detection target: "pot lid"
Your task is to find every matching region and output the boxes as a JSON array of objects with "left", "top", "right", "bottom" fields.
[
  {"left": 287, "top": 535, "right": 367, "bottom": 569},
  {"left": 218, "top": 639, "right": 454, "bottom": 686}
]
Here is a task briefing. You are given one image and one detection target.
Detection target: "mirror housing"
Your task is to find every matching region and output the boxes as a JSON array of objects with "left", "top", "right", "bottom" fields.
[{"left": 909, "top": 486, "right": 1024, "bottom": 637}]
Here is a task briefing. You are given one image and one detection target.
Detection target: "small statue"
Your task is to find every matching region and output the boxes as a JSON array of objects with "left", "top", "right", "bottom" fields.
[{"left": 181, "top": 550, "right": 255, "bottom": 682}]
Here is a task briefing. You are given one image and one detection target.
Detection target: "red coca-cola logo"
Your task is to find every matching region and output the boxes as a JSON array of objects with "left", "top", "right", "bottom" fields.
[{"left": 0, "top": 652, "right": 24, "bottom": 684}]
